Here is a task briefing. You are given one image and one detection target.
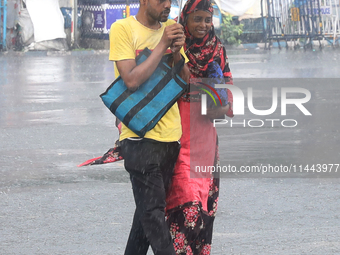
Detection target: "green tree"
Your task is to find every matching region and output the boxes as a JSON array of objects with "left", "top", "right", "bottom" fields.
[{"left": 220, "top": 14, "right": 244, "bottom": 46}]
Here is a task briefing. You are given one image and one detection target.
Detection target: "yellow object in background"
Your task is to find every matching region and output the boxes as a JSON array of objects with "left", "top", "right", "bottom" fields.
[{"left": 291, "top": 7, "right": 300, "bottom": 21}]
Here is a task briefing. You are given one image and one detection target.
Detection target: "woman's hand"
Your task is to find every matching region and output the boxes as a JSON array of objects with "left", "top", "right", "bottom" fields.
[{"left": 206, "top": 104, "right": 230, "bottom": 119}]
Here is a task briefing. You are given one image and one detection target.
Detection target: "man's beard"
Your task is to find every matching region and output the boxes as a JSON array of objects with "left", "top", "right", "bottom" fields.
[{"left": 147, "top": 4, "right": 168, "bottom": 22}]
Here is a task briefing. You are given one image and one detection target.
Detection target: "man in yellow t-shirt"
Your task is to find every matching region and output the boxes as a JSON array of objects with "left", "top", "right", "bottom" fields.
[{"left": 109, "top": 0, "right": 190, "bottom": 254}]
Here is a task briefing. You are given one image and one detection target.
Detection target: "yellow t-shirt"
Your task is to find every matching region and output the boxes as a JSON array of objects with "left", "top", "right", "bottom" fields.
[{"left": 109, "top": 16, "right": 187, "bottom": 142}]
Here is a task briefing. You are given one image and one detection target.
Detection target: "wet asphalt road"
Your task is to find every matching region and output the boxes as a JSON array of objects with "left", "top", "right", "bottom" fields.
[{"left": 1, "top": 48, "right": 340, "bottom": 254}]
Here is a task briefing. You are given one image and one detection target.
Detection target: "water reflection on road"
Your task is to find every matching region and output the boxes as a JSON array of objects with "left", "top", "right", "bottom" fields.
[
  {"left": 0, "top": 53, "right": 122, "bottom": 188},
  {"left": 1, "top": 48, "right": 340, "bottom": 255},
  {"left": 1, "top": 49, "right": 340, "bottom": 185}
]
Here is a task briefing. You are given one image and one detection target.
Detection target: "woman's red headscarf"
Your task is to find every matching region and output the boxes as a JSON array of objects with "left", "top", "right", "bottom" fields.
[
  {"left": 178, "top": 0, "right": 232, "bottom": 83},
  {"left": 177, "top": 0, "right": 233, "bottom": 115}
]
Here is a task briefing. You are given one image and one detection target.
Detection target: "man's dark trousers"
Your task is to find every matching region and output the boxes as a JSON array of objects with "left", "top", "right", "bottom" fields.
[{"left": 121, "top": 138, "right": 180, "bottom": 255}]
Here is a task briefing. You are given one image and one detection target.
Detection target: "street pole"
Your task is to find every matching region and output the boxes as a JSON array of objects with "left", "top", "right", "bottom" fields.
[
  {"left": 2, "top": 0, "right": 7, "bottom": 50},
  {"left": 73, "top": 0, "right": 78, "bottom": 48},
  {"left": 70, "top": 0, "right": 74, "bottom": 47},
  {"left": 126, "top": 0, "right": 130, "bottom": 17}
]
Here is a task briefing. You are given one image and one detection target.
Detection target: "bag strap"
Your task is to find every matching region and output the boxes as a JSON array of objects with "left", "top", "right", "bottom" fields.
[
  {"left": 136, "top": 48, "right": 152, "bottom": 62},
  {"left": 161, "top": 53, "right": 172, "bottom": 63},
  {"left": 171, "top": 56, "right": 185, "bottom": 76},
  {"left": 137, "top": 47, "right": 185, "bottom": 77}
]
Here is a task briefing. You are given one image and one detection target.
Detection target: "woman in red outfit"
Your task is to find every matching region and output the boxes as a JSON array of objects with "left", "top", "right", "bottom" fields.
[{"left": 166, "top": 0, "right": 233, "bottom": 254}]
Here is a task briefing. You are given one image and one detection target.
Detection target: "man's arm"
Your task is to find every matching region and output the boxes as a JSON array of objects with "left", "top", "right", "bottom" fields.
[
  {"left": 172, "top": 51, "right": 190, "bottom": 84},
  {"left": 116, "top": 23, "right": 185, "bottom": 90},
  {"left": 171, "top": 37, "right": 190, "bottom": 84}
]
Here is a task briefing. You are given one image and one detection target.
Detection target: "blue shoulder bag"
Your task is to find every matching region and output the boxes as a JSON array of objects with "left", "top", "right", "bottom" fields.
[{"left": 100, "top": 48, "right": 187, "bottom": 137}]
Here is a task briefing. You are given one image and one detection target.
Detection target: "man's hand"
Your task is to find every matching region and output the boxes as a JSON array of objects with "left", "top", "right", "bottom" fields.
[
  {"left": 116, "top": 24, "right": 186, "bottom": 90},
  {"left": 167, "top": 26, "right": 189, "bottom": 83},
  {"left": 160, "top": 23, "right": 184, "bottom": 49}
]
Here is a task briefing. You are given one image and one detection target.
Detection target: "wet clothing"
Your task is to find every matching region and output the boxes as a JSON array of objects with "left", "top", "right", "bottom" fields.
[
  {"left": 109, "top": 16, "right": 187, "bottom": 255},
  {"left": 165, "top": 0, "right": 233, "bottom": 253},
  {"left": 121, "top": 139, "right": 180, "bottom": 255},
  {"left": 167, "top": 178, "right": 219, "bottom": 254},
  {"left": 165, "top": 72, "right": 222, "bottom": 255},
  {"left": 109, "top": 16, "right": 187, "bottom": 142}
]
